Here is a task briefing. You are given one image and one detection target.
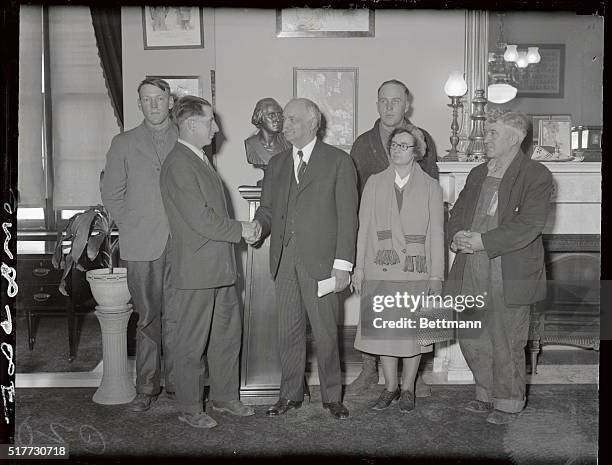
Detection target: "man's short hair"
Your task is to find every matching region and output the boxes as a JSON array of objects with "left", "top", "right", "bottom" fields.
[
  {"left": 172, "top": 95, "right": 213, "bottom": 128},
  {"left": 251, "top": 98, "right": 282, "bottom": 128},
  {"left": 388, "top": 126, "right": 427, "bottom": 161},
  {"left": 496, "top": 111, "right": 530, "bottom": 141},
  {"left": 295, "top": 98, "right": 322, "bottom": 131},
  {"left": 377, "top": 79, "right": 411, "bottom": 99},
  {"left": 137, "top": 78, "right": 171, "bottom": 96}
]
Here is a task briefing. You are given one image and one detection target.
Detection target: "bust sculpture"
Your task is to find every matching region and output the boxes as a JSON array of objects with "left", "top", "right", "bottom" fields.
[{"left": 245, "top": 98, "right": 291, "bottom": 179}]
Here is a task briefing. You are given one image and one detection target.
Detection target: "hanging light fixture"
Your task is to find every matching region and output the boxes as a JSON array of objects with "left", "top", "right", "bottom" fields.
[
  {"left": 487, "top": 13, "right": 541, "bottom": 104},
  {"left": 487, "top": 83, "right": 517, "bottom": 104}
]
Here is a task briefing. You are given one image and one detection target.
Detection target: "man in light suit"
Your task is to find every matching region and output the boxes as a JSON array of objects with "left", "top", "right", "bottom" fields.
[
  {"left": 160, "top": 96, "right": 256, "bottom": 428},
  {"left": 252, "top": 98, "right": 359, "bottom": 420},
  {"left": 101, "top": 78, "right": 177, "bottom": 412},
  {"left": 446, "top": 111, "right": 553, "bottom": 425}
]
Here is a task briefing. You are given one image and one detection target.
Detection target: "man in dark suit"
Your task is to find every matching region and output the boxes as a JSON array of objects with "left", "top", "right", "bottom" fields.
[
  {"left": 252, "top": 98, "right": 359, "bottom": 420},
  {"left": 348, "top": 79, "right": 438, "bottom": 396},
  {"left": 160, "top": 96, "right": 256, "bottom": 428},
  {"left": 446, "top": 111, "right": 553, "bottom": 425},
  {"left": 101, "top": 78, "right": 178, "bottom": 412}
]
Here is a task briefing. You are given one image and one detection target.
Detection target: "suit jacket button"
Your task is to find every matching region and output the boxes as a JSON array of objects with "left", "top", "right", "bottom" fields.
[{"left": 402, "top": 249, "right": 406, "bottom": 253}]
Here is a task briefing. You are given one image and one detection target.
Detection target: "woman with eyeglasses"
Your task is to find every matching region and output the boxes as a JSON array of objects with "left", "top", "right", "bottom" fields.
[{"left": 351, "top": 126, "right": 444, "bottom": 413}]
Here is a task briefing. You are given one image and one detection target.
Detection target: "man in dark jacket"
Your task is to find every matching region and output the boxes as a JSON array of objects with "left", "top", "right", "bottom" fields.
[
  {"left": 447, "top": 111, "right": 552, "bottom": 424},
  {"left": 160, "top": 96, "right": 255, "bottom": 428},
  {"left": 348, "top": 79, "right": 439, "bottom": 395},
  {"left": 253, "top": 99, "right": 358, "bottom": 420}
]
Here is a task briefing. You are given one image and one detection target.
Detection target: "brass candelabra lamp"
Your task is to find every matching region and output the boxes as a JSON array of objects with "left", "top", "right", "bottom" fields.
[{"left": 443, "top": 72, "right": 468, "bottom": 161}]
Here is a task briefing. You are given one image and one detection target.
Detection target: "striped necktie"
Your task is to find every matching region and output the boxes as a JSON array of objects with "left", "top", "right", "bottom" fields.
[{"left": 297, "top": 150, "right": 307, "bottom": 182}]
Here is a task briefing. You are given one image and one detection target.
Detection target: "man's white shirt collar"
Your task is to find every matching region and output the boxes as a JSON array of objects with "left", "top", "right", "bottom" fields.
[
  {"left": 292, "top": 137, "right": 317, "bottom": 181},
  {"left": 178, "top": 138, "right": 208, "bottom": 164}
]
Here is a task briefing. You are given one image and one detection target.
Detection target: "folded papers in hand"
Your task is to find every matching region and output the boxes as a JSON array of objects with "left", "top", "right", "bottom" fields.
[{"left": 317, "top": 277, "right": 336, "bottom": 297}]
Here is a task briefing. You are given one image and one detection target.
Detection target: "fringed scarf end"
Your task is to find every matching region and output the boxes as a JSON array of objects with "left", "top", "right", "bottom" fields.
[
  {"left": 404, "top": 255, "right": 428, "bottom": 273},
  {"left": 375, "top": 249, "right": 400, "bottom": 266}
]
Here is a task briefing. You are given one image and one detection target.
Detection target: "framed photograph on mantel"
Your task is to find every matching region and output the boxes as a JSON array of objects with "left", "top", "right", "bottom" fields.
[
  {"left": 516, "top": 44, "right": 565, "bottom": 98},
  {"left": 529, "top": 114, "right": 571, "bottom": 145},
  {"left": 277, "top": 9, "right": 374, "bottom": 38},
  {"left": 294, "top": 68, "right": 358, "bottom": 151},
  {"left": 146, "top": 75, "right": 201, "bottom": 99},
  {"left": 539, "top": 119, "right": 572, "bottom": 160},
  {"left": 142, "top": 6, "right": 204, "bottom": 49}
]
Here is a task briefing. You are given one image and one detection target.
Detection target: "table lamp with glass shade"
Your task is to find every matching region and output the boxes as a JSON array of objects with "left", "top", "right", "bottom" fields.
[{"left": 444, "top": 71, "right": 468, "bottom": 160}]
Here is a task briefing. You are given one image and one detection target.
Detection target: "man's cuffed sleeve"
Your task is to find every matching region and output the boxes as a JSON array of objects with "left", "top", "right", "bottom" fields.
[{"left": 333, "top": 259, "right": 353, "bottom": 272}]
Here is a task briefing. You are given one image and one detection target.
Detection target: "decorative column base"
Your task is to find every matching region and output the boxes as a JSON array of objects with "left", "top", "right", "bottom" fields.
[
  {"left": 92, "top": 304, "right": 136, "bottom": 405},
  {"left": 433, "top": 340, "right": 474, "bottom": 382},
  {"left": 446, "top": 340, "right": 474, "bottom": 382}
]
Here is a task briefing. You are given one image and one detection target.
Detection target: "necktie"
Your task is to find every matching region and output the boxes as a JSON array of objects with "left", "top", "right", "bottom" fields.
[{"left": 297, "top": 150, "right": 307, "bottom": 182}]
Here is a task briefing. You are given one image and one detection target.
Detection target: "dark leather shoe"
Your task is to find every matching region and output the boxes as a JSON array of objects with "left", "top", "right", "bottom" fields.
[
  {"left": 323, "top": 402, "right": 349, "bottom": 419},
  {"left": 398, "top": 390, "right": 415, "bottom": 413},
  {"left": 465, "top": 400, "right": 493, "bottom": 414},
  {"left": 266, "top": 398, "right": 302, "bottom": 416},
  {"left": 371, "top": 388, "right": 400, "bottom": 411},
  {"left": 128, "top": 393, "right": 158, "bottom": 412}
]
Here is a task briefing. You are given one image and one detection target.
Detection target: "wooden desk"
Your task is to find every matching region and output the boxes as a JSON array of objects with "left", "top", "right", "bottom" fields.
[{"left": 17, "top": 240, "right": 95, "bottom": 361}]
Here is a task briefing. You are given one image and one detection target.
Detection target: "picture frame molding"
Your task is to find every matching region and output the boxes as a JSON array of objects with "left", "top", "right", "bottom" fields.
[
  {"left": 277, "top": 9, "right": 374, "bottom": 38},
  {"left": 585, "top": 126, "right": 602, "bottom": 150},
  {"left": 538, "top": 119, "right": 572, "bottom": 159},
  {"left": 142, "top": 6, "right": 205, "bottom": 50},
  {"left": 293, "top": 67, "right": 358, "bottom": 151},
  {"left": 146, "top": 75, "right": 202, "bottom": 98},
  {"left": 515, "top": 43, "right": 565, "bottom": 99},
  {"left": 529, "top": 114, "right": 571, "bottom": 145}
]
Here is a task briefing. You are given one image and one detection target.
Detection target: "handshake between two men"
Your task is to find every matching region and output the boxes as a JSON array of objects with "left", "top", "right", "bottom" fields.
[
  {"left": 238, "top": 219, "right": 350, "bottom": 293},
  {"left": 240, "top": 220, "right": 262, "bottom": 245}
]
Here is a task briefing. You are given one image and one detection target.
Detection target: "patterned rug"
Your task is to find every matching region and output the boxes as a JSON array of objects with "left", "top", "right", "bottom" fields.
[
  {"left": 504, "top": 388, "right": 598, "bottom": 465},
  {"left": 15, "top": 384, "right": 598, "bottom": 463}
]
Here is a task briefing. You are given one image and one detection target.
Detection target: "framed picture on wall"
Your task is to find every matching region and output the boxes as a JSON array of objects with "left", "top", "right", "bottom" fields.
[
  {"left": 516, "top": 44, "right": 565, "bottom": 98},
  {"left": 142, "top": 6, "right": 204, "bottom": 49},
  {"left": 277, "top": 9, "right": 374, "bottom": 38},
  {"left": 294, "top": 68, "right": 358, "bottom": 151},
  {"left": 147, "top": 75, "right": 201, "bottom": 99}
]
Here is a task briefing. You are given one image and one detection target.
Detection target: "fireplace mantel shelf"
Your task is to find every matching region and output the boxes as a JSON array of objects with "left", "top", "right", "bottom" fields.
[{"left": 438, "top": 161, "right": 601, "bottom": 174}]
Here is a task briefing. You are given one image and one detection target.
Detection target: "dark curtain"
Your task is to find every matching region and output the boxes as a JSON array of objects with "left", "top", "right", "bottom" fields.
[{"left": 90, "top": 6, "right": 123, "bottom": 130}]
